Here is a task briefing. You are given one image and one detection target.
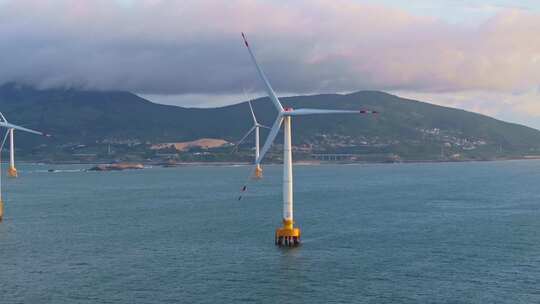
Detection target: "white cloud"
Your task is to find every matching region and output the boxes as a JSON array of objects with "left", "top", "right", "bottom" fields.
[{"left": 0, "top": 0, "right": 539, "bottom": 126}]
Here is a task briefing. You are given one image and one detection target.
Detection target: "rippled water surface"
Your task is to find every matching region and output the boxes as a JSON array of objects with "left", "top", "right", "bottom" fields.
[{"left": 1, "top": 161, "right": 540, "bottom": 303}]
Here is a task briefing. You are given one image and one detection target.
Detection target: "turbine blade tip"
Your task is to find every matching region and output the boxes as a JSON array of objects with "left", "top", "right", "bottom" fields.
[
  {"left": 360, "top": 110, "right": 378, "bottom": 114},
  {"left": 241, "top": 32, "right": 249, "bottom": 47}
]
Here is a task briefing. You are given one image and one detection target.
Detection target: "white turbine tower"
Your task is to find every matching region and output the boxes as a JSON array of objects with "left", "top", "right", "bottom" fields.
[
  {"left": 241, "top": 33, "right": 378, "bottom": 246},
  {"left": 235, "top": 99, "right": 269, "bottom": 178},
  {"left": 0, "top": 112, "right": 49, "bottom": 221},
  {"left": 8, "top": 128, "right": 17, "bottom": 177}
]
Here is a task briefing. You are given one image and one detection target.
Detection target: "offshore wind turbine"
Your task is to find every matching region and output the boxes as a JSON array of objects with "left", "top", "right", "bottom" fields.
[
  {"left": 241, "top": 33, "right": 378, "bottom": 246},
  {"left": 0, "top": 112, "right": 49, "bottom": 221},
  {"left": 235, "top": 99, "right": 269, "bottom": 178}
]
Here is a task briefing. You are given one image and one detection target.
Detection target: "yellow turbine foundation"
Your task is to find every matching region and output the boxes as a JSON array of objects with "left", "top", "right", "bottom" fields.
[
  {"left": 275, "top": 219, "right": 301, "bottom": 246},
  {"left": 254, "top": 165, "right": 263, "bottom": 179},
  {"left": 0, "top": 199, "right": 3, "bottom": 222},
  {"left": 8, "top": 166, "right": 17, "bottom": 178}
]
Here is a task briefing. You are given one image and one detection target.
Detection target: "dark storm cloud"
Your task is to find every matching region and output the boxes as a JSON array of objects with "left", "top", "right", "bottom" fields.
[{"left": 0, "top": 0, "right": 539, "bottom": 97}]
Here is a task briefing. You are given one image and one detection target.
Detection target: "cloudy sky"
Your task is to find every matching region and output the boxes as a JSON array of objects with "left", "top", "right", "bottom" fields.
[{"left": 1, "top": 0, "right": 540, "bottom": 127}]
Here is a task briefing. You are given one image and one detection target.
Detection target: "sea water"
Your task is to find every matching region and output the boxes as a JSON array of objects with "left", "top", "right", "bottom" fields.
[{"left": 1, "top": 161, "right": 539, "bottom": 303}]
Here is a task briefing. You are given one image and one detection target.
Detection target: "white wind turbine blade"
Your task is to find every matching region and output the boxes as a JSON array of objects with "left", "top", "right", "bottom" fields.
[
  {"left": 255, "top": 115, "right": 283, "bottom": 165},
  {"left": 0, "top": 121, "right": 47, "bottom": 136},
  {"left": 236, "top": 125, "right": 256, "bottom": 147},
  {"left": 257, "top": 124, "right": 271, "bottom": 129},
  {"left": 0, "top": 112, "right": 7, "bottom": 124},
  {"left": 242, "top": 33, "right": 284, "bottom": 113},
  {"left": 287, "top": 108, "right": 378, "bottom": 116},
  {"left": 242, "top": 89, "right": 259, "bottom": 125},
  {"left": 252, "top": 104, "right": 270, "bottom": 128},
  {"left": 248, "top": 100, "right": 258, "bottom": 124}
]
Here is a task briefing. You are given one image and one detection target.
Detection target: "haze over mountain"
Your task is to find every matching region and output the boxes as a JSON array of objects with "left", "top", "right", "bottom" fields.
[{"left": 1, "top": 83, "right": 540, "bottom": 162}]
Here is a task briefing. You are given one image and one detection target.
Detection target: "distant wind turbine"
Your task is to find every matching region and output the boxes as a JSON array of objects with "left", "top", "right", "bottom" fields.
[
  {"left": 235, "top": 98, "right": 269, "bottom": 179},
  {"left": 241, "top": 33, "right": 378, "bottom": 246},
  {"left": 0, "top": 112, "right": 49, "bottom": 221}
]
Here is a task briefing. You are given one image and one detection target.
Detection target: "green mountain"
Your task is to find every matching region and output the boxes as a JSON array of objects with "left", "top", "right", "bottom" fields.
[{"left": 1, "top": 83, "right": 539, "bottom": 162}]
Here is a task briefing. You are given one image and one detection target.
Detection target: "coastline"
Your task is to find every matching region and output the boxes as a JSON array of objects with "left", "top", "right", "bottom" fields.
[{"left": 8, "top": 155, "right": 540, "bottom": 168}]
